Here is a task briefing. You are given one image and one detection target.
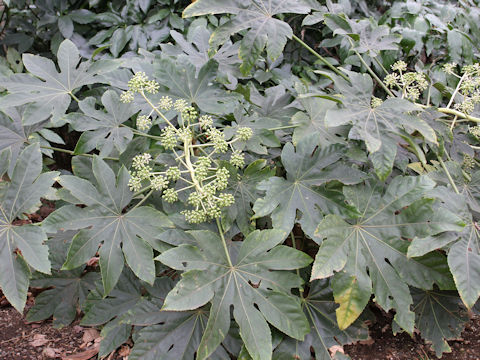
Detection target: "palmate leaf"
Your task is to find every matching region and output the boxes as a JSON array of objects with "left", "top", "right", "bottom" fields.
[
  {"left": 43, "top": 156, "right": 173, "bottom": 295},
  {"left": 226, "top": 160, "right": 275, "bottom": 235},
  {"left": 124, "top": 277, "right": 229, "bottom": 360},
  {"left": 409, "top": 187, "right": 480, "bottom": 309},
  {"left": 274, "top": 280, "right": 369, "bottom": 360},
  {"left": 183, "top": 0, "right": 312, "bottom": 73},
  {"left": 64, "top": 90, "right": 136, "bottom": 157},
  {"left": 0, "top": 39, "right": 118, "bottom": 125},
  {"left": 325, "top": 71, "right": 436, "bottom": 180},
  {"left": 312, "top": 176, "right": 464, "bottom": 333},
  {"left": 157, "top": 229, "right": 312, "bottom": 360},
  {"left": 253, "top": 135, "right": 365, "bottom": 237},
  {"left": 81, "top": 269, "right": 145, "bottom": 356},
  {"left": 291, "top": 96, "right": 346, "bottom": 146},
  {"left": 154, "top": 57, "right": 241, "bottom": 115},
  {"left": 0, "top": 144, "right": 58, "bottom": 311},
  {"left": 27, "top": 231, "right": 99, "bottom": 328},
  {"left": 412, "top": 288, "right": 469, "bottom": 357}
]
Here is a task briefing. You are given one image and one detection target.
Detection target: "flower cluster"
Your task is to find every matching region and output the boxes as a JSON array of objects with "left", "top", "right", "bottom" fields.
[
  {"left": 122, "top": 73, "right": 254, "bottom": 223},
  {"left": 121, "top": 72, "right": 159, "bottom": 103},
  {"left": 384, "top": 61, "right": 428, "bottom": 101},
  {"left": 444, "top": 64, "right": 480, "bottom": 115}
]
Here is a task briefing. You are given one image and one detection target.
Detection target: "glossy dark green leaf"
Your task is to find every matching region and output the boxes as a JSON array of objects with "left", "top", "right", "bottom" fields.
[
  {"left": 0, "top": 144, "right": 58, "bottom": 311},
  {"left": 312, "top": 176, "right": 463, "bottom": 332},
  {"left": 0, "top": 40, "right": 118, "bottom": 125},
  {"left": 43, "top": 157, "right": 173, "bottom": 295},
  {"left": 183, "top": 0, "right": 311, "bottom": 73},
  {"left": 157, "top": 229, "right": 312, "bottom": 360},
  {"left": 253, "top": 136, "right": 364, "bottom": 236}
]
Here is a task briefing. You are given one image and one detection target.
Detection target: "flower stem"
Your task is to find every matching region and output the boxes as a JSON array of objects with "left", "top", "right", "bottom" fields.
[
  {"left": 292, "top": 34, "right": 349, "bottom": 81},
  {"left": 268, "top": 124, "right": 300, "bottom": 131},
  {"left": 131, "top": 189, "right": 154, "bottom": 210},
  {"left": 351, "top": 46, "right": 395, "bottom": 97},
  {"left": 438, "top": 156, "right": 460, "bottom": 194}
]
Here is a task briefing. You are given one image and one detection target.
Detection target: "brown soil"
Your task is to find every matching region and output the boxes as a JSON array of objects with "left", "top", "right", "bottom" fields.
[
  {"left": 0, "top": 302, "right": 478, "bottom": 360},
  {"left": 345, "top": 309, "right": 480, "bottom": 360},
  {"left": 0, "top": 305, "right": 85, "bottom": 360}
]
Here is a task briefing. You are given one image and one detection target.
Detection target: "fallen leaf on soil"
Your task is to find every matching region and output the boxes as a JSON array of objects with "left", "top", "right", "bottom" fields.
[
  {"left": 43, "top": 347, "right": 62, "bottom": 358},
  {"left": 82, "top": 328, "right": 100, "bottom": 344},
  {"left": 62, "top": 343, "right": 99, "bottom": 360},
  {"left": 118, "top": 345, "right": 130, "bottom": 356},
  {"left": 329, "top": 345, "right": 345, "bottom": 356},
  {"left": 30, "top": 334, "right": 48, "bottom": 347},
  {"left": 358, "top": 337, "right": 375, "bottom": 345},
  {"left": 73, "top": 325, "right": 84, "bottom": 333}
]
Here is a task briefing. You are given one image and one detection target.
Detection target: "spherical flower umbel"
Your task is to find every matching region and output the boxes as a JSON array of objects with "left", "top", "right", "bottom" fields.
[
  {"left": 137, "top": 115, "right": 152, "bottom": 131},
  {"left": 158, "top": 96, "right": 173, "bottom": 110},
  {"left": 151, "top": 175, "right": 169, "bottom": 191},
  {"left": 443, "top": 63, "right": 457, "bottom": 75},
  {"left": 128, "top": 175, "right": 142, "bottom": 192},
  {"left": 236, "top": 127, "right": 253, "bottom": 141},
  {"left": 391, "top": 60, "right": 407, "bottom": 72},
  {"left": 371, "top": 97, "right": 383, "bottom": 108},
  {"left": 160, "top": 127, "right": 178, "bottom": 150},
  {"left": 132, "top": 153, "right": 152, "bottom": 169},
  {"left": 163, "top": 188, "right": 178, "bottom": 203},
  {"left": 174, "top": 99, "right": 188, "bottom": 112},
  {"left": 199, "top": 115, "right": 213, "bottom": 128},
  {"left": 120, "top": 91, "right": 134, "bottom": 103},
  {"left": 230, "top": 150, "right": 245, "bottom": 168},
  {"left": 166, "top": 166, "right": 181, "bottom": 181}
]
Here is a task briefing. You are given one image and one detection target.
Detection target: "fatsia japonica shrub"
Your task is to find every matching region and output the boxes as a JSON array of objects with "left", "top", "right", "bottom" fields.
[{"left": 1, "top": 0, "right": 480, "bottom": 359}]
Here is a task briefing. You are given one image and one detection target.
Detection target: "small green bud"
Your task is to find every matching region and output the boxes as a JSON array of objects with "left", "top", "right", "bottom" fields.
[
  {"left": 128, "top": 174, "right": 143, "bottom": 192},
  {"left": 174, "top": 99, "right": 188, "bottom": 112},
  {"left": 166, "top": 166, "right": 181, "bottom": 181},
  {"left": 236, "top": 127, "right": 253, "bottom": 141},
  {"left": 163, "top": 188, "right": 178, "bottom": 203},
  {"left": 151, "top": 175, "right": 169, "bottom": 191},
  {"left": 371, "top": 97, "right": 383, "bottom": 109},
  {"left": 160, "top": 127, "right": 178, "bottom": 150},
  {"left": 158, "top": 96, "right": 173, "bottom": 110},
  {"left": 132, "top": 153, "right": 152, "bottom": 169},
  {"left": 230, "top": 150, "right": 245, "bottom": 168},
  {"left": 391, "top": 60, "right": 407, "bottom": 72},
  {"left": 120, "top": 91, "right": 134, "bottom": 103},
  {"left": 137, "top": 115, "right": 152, "bottom": 131}
]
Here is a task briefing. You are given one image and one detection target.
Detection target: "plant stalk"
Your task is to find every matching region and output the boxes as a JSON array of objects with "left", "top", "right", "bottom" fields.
[
  {"left": 438, "top": 156, "right": 460, "bottom": 194},
  {"left": 292, "top": 34, "right": 349, "bottom": 81},
  {"left": 40, "top": 145, "right": 119, "bottom": 161},
  {"left": 216, "top": 218, "right": 234, "bottom": 267}
]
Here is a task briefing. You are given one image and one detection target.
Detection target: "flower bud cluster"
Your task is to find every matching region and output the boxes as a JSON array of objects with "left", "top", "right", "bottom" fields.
[
  {"left": 121, "top": 72, "right": 160, "bottom": 103},
  {"left": 123, "top": 71, "right": 254, "bottom": 223},
  {"left": 384, "top": 61, "right": 428, "bottom": 101}
]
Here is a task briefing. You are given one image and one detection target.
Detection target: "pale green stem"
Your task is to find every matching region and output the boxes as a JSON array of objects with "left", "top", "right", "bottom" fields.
[
  {"left": 292, "top": 34, "right": 349, "bottom": 81},
  {"left": 69, "top": 92, "right": 81, "bottom": 103},
  {"left": 216, "top": 217, "right": 234, "bottom": 268},
  {"left": 373, "top": 56, "right": 389, "bottom": 75},
  {"left": 131, "top": 189, "right": 154, "bottom": 210},
  {"left": 40, "top": 145, "right": 119, "bottom": 161},
  {"left": 290, "top": 231, "right": 304, "bottom": 297},
  {"left": 351, "top": 46, "right": 395, "bottom": 97},
  {"left": 438, "top": 156, "right": 460, "bottom": 194},
  {"left": 446, "top": 73, "right": 466, "bottom": 110},
  {"left": 140, "top": 91, "right": 178, "bottom": 131},
  {"left": 268, "top": 124, "right": 300, "bottom": 131}
]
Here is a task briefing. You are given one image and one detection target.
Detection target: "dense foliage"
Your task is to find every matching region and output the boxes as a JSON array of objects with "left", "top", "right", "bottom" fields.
[{"left": 1, "top": 0, "right": 480, "bottom": 359}]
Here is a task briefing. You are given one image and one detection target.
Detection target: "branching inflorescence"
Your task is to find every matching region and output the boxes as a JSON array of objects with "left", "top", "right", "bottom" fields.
[{"left": 121, "top": 72, "right": 253, "bottom": 223}]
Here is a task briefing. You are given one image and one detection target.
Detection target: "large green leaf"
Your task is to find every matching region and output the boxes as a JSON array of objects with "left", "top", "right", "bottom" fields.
[
  {"left": 409, "top": 187, "right": 480, "bottom": 308},
  {"left": 253, "top": 136, "right": 364, "bottom": 237},
  {"left": 157, "top": 229, "right": 312, "bottom": 360},
  {"left": 225, "top": 160, "right": 275, "bottom": 235},
  {"left": 0, "top": 144, "right": 58, "bottom": 311},
  {"left": 65, "top": 90, "right": 136, "bottom": 157},
  {"left": 153, "top": 57, "right": 241, "bottom": 115},
  {"left": 0, "top": 39, "right": 118, "bottom": 125},
  {"left": 183, "top": 0, "right": 312, "bottom": 73},
  {"left": 274, "top": 280, "right": 369, "bottom": 360},
  {"left": 27, "top": 231, "right": 99, "bottom": 328},
  {"left": 43, "top": 156, "right": 173, "bottom": 295},
  {"left": 124, "top": 277, "right": 229, "bottom": 360},
  {"left": 412, "top": 288, "right": 469, "bottom": 357},
  {"left": 312, "top": 176, "right": 464, "bottom": 333},
  {"left": 325, "top": 71, "right": 436, "bottom": 180}
]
